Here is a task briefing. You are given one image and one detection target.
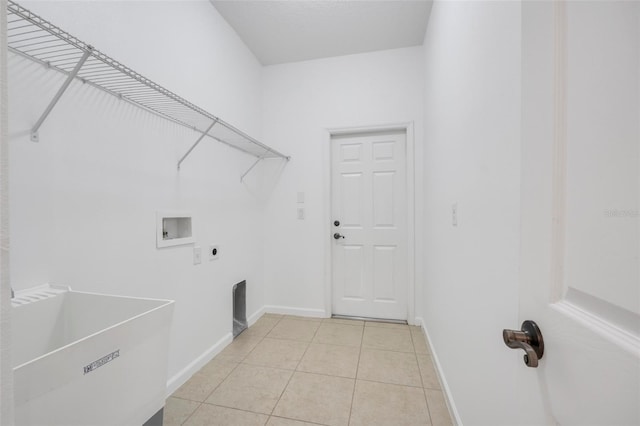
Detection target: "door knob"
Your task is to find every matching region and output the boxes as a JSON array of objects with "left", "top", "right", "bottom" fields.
[
  {"left": 333, "top": 233, "right": 345, "bottom": 240},
  {"left": 503, "top": 320, "right": 544, "bottom": 368}
]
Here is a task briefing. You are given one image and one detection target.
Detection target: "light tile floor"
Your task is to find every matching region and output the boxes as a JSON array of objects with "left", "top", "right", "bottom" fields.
[{"left": 165, "top": 314, "right": 453, "bottom": 426}]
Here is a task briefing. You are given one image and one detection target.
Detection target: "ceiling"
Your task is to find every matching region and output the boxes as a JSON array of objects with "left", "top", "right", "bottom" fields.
[{"left": 210, "top": 1, "right": 433, "bottom": 66}]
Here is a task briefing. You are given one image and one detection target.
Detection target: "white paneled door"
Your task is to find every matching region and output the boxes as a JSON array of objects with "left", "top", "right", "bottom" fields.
[
  {"left": 517, "top": 2, "right": 639, "bottom": 424},
  {"left": 331, "top": 131, "right": 407, "bottom": 320}
]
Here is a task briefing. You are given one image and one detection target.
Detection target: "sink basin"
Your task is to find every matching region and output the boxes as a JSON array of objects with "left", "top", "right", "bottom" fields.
[{"left": 12, "top": 284, "right": 174, "bottom": 426}]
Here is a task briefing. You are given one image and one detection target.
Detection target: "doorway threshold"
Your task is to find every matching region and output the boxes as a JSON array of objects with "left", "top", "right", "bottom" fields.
[{"left": 331, "top": 314, "right": 407, "bottom": 325}]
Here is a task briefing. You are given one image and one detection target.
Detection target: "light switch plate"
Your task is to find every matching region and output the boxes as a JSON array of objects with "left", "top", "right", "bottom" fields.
[
  {"left": 452, "top": 203, "right": 458, "bottom": 227},
  {"left": 193, "top": 246, "right": 202, "bottom": 265}
]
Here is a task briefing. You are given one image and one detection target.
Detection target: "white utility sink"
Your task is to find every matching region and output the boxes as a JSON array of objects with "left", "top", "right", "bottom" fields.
[{"left": 12, "top": 284, "right": 174, "bottom": 426}]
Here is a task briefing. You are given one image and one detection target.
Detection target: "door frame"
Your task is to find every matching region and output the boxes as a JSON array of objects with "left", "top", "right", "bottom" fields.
[
  {"left": 0, "top": 0, "right": 13, "bottom": 422},
  {"left": 322, "top": 122, "right": 416, "bottom": 324}
]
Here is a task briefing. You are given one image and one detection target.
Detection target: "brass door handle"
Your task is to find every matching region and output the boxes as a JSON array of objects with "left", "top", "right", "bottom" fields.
[{"left": 503, "top": 320, "right": 544, "bottom": 368}]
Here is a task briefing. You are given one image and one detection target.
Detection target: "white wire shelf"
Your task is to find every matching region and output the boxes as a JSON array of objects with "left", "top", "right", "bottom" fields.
[{"left": 7, "top": 0, "right": 289, "bottom": 173}]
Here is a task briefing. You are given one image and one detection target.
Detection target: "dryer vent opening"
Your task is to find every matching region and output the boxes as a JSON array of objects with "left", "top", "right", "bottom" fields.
[{"left": 232, "top": 281, "right": 247, "bottom": 338}]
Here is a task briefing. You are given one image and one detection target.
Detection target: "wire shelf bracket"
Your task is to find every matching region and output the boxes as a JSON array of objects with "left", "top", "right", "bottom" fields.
[
  {"left": 30, "top": 47, "right": 92, "bottom": 142},
  {"left": 240, "top": 158, "right": 262, "bottom": 183},
  {"left": 7, "top": 0, "right": 290, "bottom": 168},
  {"left": 177, "top": 119, "right": 218, "bottom": 170}
]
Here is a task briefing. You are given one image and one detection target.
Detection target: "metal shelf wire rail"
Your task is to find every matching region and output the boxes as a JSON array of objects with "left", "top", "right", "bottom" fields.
[{"left": 6, "top": 0, "right": 289, "bottom": 170}]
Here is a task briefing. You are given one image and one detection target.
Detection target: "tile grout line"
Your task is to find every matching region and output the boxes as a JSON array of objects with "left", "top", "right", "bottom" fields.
[
  {"left": 299, "top": 340, "right": 361, "bottom": 349},
  {"left": 249, "top": 315, "right": 288, "bottom": 426},
  {"left": 229, "top": 314, "right": 284, "bottom": 391},
  {"left": 169, "top": 395, "right": 197, "bottom": 402},
  {"left": 178, "top": 313, "right": 283, "bottom": 425},
  {"left": 205, "top": 359, "right": 243, "bottom": 400},
  {"left": 361, "top": 325, "right": 415, "bottom": 353},
  {"left": 179, "top": 401, "right": 203, "bottom": 426},
  {"left": 349, "top": 376, "right": 424, "bottom": 389},
  {"left": 202, "top": 315, "right": 280, "bottom": 400},
  {"left": 188, "top": 315, "right": 424, "bottom": 424},
  {"left": 410, "top": 325, "right": 434, "bottom": 426},
  {"left": 322, "top": 319, "right": 365, "bottom": 327},
  {"left": 267, "top": 414, "right": 330, "bottom": 426},
  {"left": 237, "top": 326, "right": 362, "bottom": 378},
  {"left": 173, "top": 357, "right": 241, "bottom": 419},
  {"left": 180, "top": 317, "right": 428, "bottom": 425},
  {"left": 346, "top": 323, "right": 365, "bottom": 426},
  {"left": 258, "top": 314, "right": 286, "bottom": 426},
  {"left": 199, "top": 400, "right": 279, "bottom": 419},
  {"left": 177, "top": 317, "right": 438, "bottom": 425},
  {"left": 360, "top": 346, "right": 416, "bottom": 354},
  {"left": 186, "top": 402, "right": 273, "bottom": 425},
  {"left": 268, "top": 314, "right": 321, "bottom": 417},
  {"left": 268, "top": 414, "right": 330, "bottom": 426},
  {"left": 234, "top": 313, "right": 284, "bottom": 365}
]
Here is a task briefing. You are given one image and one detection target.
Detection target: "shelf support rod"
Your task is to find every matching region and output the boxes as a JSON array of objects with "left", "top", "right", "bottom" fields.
[
  {"left": 177, "top": 119, "right": 218, "bottom": 170},
  {"left": 240, "top": 158, "right": 262, "bottom": 182},
  {"left": 31, "top": 47, "right": 93, "bottom": 142}
]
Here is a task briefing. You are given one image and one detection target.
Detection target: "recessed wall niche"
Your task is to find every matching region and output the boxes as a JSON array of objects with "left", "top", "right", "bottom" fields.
[{"left": 156, "top": 211, "right": 194, "bottom": 248}]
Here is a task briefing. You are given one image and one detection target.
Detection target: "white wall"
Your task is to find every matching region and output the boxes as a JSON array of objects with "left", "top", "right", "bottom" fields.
[
  {"left": 421, "top": 1, "right": 521, "bottom": 424},
  {"left": 261, "top": 47, "right": 424, "bottom": 318},
  {"left": 9, "top": 0, "right": 271, "bottom": 392}
]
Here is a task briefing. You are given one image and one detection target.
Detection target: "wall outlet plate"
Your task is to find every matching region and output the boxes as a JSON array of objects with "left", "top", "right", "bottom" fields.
[{"left": 209, "top": 244, "right": 220, "bottom": 261}]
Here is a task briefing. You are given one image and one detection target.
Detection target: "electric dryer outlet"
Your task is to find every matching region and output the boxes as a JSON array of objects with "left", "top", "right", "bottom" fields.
[{"left": 209, "top": 244, "right": 220, "bottom": 261}]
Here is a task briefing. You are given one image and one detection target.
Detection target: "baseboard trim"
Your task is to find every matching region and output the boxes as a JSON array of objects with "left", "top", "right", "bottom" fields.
[
  {"left": 166, "top": 331, "right": 232, "bottom": 396},
  {"left": 165, "top": 307, "right": 269, "bottom": 396},
  {"left": 165, "top": 306, "right": 325, "bottom": 397},
  {"left": 415, "top": 316, "right": 463, "bottom": 426},
  {"left": 264, "top": 305, "right": 326, "bottom": 318},
  {"left": 247, "top": 306, "right": 265, "bottom": 327}
]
